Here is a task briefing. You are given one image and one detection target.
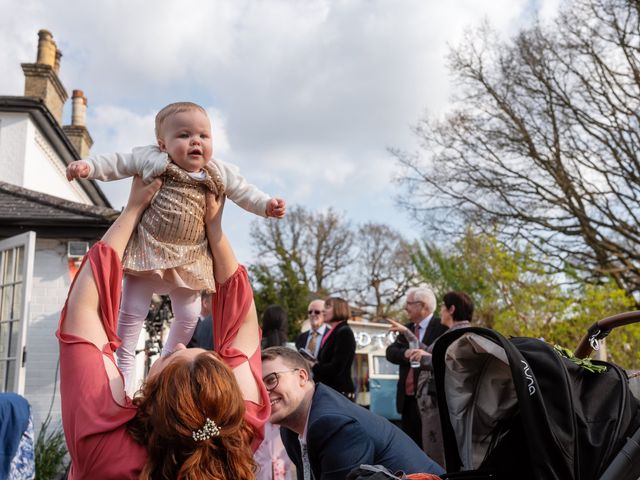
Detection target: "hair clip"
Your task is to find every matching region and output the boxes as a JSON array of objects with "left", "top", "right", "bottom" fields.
[{"left": 192, "top": 418, "right": 221, "bottom": 441}]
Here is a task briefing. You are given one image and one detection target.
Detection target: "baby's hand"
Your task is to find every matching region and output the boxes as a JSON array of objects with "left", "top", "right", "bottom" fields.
[
  {"left": 266, "top": 198, "right": 286, "bottom": 218},
  {"left": 66, "top": 160, "right": 90, "bottom": 181}
]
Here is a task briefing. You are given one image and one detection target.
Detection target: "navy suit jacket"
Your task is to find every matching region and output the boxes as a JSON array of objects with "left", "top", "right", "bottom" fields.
[
  {"left": 280, "top": 384, "right": 444, "bottom": 480},
  {"left": 385, "top": 316, "right": 448, "bottom": 413}
]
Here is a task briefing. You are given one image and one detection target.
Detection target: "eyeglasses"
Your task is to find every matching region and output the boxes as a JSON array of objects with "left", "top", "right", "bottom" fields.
[
  {"left": 405, "top": 301, "right": 424, "bottom": 307},
  {"left": 262, "top": 369, "right": 300, "bottom": 392},
  {"left": 308, "top": 310, "right": 322, "bottom": 315}
]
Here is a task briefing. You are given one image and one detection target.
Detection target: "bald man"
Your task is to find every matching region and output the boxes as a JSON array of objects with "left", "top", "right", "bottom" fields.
[{"left": 295, "top": 299, "right": 327, "bottom": 358}]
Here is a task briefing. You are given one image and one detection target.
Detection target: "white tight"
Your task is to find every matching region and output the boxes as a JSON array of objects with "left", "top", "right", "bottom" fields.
[{"left": 116, "top": 274, "right": 200, "bottom": 393}]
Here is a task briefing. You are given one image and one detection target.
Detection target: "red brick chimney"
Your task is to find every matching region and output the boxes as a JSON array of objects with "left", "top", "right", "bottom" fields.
[{"left": 63, "top": 89, "right": 94, "bottom": 158}]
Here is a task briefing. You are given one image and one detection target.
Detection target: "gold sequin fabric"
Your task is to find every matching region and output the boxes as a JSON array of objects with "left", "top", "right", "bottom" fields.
[{"left": 123, "top": 162, "right": 225, "bottom": 292}]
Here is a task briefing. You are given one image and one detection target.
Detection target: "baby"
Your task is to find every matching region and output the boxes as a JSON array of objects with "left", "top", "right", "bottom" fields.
[{"left": 67, "top": 101, "right": 285, "bottom": 393}]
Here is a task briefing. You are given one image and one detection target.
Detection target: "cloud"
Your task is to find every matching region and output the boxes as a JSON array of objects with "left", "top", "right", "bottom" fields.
[{"left": 0, "top": 0, "right": 559, "bottom": 263}]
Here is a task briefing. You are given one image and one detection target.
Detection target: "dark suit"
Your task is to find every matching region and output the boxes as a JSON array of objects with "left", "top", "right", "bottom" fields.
[
  {"left": 281, "top": 384, "right": 444, "bottom": 480},
  {"left": 295, "top": 327, "right": 327, "bottom": 356},
  {"left": 187, "top": 315, "right": 213, "bottom": 350},
  {"left": 385, "top": 316, "right": 447, "bottom": 446},
  {"left": 312, "top": 321, "right": 356, "bottom": 394}
]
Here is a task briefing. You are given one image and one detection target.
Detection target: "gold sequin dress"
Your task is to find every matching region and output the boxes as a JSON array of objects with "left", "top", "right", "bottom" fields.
[{"left": 122, "top": 162, "right": 225, "bottom": 292}]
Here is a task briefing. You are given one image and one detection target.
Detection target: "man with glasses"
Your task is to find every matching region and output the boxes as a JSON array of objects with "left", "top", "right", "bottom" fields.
[
  {"left": 261, "top": 347, "right": 444, "bottom": 480},
  {"left": 295, "top": 299, "right": 327, "bottom": 358},
  {"left": 385, "top": 287, "right": 447, "bottom": 447}
]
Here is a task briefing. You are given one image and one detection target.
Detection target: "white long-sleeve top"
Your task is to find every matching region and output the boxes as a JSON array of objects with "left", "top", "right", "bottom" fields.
[{"left": 85, "top": 144, "right": 271, "bottom": 217}]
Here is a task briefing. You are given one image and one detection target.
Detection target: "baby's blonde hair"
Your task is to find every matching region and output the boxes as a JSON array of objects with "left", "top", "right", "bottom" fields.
[{"left": 155, "top": 102, "right": 208, "bottom": 138}]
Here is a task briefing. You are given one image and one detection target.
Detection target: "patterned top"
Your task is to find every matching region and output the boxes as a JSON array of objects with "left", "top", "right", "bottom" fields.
[
  {"left": 8, "top": 416, "right": 35, "bottom": 480},
  {"left": 123, "top": 162, "right": 225, "bottom": 292}
]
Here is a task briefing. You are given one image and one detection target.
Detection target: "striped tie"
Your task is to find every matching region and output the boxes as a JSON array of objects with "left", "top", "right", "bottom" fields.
[{"left": 307, "top": 331, "right": 319, "bottom": 356}]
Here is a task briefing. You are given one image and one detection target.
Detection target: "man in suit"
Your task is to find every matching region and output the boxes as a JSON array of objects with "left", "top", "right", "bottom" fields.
[
  {"left": 295, "top": 299, "right": 327, "bottom": 358},
  {"left": 186, "top": 291, "right": 213, "bottom": 350},
  {"left": 386, "top": 286, "right": 448, "bottom": 447},
  {"left": 262, "top": 347, "right": 444, "bottom": 480}
]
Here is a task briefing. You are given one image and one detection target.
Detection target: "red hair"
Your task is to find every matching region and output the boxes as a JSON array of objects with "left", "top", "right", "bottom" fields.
[{"left": 128, "top": 351, "right": 256, "bottom": 479}]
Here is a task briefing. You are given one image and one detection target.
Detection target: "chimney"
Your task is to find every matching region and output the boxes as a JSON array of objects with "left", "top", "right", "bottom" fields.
[
  {"left": 54, "top": 48, "right": 62, "bottom": 74},
  {"left": 63, "top": 90, "right": 94, "bottom": 158},
  {"left": 21, "top": 29, "right": 68, "bottom": 124},
  {"left": 70, "top": 89, "right": 86, "bottom": 126}
]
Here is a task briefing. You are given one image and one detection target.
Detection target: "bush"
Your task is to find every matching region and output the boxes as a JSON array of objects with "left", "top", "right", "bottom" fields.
[{"left": 35, "top": 415, "right": 68, "bottom": 480}]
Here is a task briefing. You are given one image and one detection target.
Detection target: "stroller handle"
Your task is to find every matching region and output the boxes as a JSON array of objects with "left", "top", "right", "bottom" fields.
[{"left": 574, "top": 311, "right": 640, "bottom": 359}]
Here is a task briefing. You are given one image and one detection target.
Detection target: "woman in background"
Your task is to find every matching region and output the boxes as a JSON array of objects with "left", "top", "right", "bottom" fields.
[
  {"left": 260, "top": 305, "right": 288, "bottom": 349},
  {"left": 311, "top": 297, "right": 357, "bottom": 398}
]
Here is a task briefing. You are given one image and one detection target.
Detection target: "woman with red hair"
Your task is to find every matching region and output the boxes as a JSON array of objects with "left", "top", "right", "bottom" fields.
[{"left": 56, "top": 177, "right": 269, "bottom": 479}]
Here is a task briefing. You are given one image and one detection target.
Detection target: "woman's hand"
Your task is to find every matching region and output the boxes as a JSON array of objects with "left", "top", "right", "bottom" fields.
[
  {"left": 205, "top": 193, "right": 226, "bottom": 237},
  {"left": 387, "top": 318, "right": 409, "bottom": 334},
  {"left": 123, "top": 176, "right": 162, "bottom": 217},
  {"left": 101, "top": 176, "right": 161, "bottom": 259}
]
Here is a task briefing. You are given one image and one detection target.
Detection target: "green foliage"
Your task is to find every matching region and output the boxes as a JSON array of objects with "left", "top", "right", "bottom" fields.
[
  {"left": 35, "top": 415, "right": 68, "bottom": 480},
  {"left": 553, "top": 345, "right": 608, "bottom": 373},
  {"left": 412, "top": 230, "right": 640, "bottom": 368},
  {"left": 557, "top": 280, "right": 638, "bottom": 367},
  {"left": 249, "top": 262, "right": 311, "bottom": 340}
]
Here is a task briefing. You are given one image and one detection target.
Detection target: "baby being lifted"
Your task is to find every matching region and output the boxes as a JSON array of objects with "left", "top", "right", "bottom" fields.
[{"left": 67, "top": 101, "right": 285, "bottom": 393}]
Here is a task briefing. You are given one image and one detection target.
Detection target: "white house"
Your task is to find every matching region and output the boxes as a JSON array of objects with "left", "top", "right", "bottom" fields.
[{"left": 0, "top": 29, "right": 120, "bottom": 432}]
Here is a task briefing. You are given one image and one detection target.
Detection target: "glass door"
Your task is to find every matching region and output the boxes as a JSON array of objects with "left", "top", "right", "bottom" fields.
[{"left": 0, "top": 232, "right": 35, "bottom": 393}]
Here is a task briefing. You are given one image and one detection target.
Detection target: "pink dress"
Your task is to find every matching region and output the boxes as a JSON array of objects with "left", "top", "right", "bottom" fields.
[
  {"left": 57, "top": 242, "right": 269, "bottom": 479},
  {"left": 254, "top": 422, "right": 295, "bottom": 480}
]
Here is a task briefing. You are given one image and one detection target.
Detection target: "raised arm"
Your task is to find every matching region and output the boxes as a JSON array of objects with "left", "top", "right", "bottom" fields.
[
  {"left": 205, "top": 194, "right": 261, "bottom": 404},
  {"left": 212, "top": 158, "right": 272, "bottom": 217},
  {"left": 61, "top": 177, "right": 161, "bottom": 348},
  {"left": 205, "top": 195, "right": 238, "bottom": 284},
  {"left": 66, "top": 145, "right": 169, "bottom": 183}
]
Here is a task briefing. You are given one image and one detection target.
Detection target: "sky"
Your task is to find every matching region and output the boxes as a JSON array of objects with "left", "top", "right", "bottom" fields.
[{"left": 0, "top": 0, "right": 561, "bottom": 264}]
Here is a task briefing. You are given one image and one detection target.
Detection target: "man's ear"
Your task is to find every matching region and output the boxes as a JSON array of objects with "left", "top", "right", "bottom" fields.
[
  {"left": 157, "top": 138, "right": 167, "bottom": 152},
  {"left": 299, "top": 367, "right": 310, "bottom": 385}
]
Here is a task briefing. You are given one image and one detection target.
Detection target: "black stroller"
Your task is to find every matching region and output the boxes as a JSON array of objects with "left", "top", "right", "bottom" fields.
[{"left": 431, "top": 312, "right": 640, "bottom": 480}]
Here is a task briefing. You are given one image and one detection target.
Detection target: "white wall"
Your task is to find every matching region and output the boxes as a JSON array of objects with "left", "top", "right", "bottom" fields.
[
  {"left": 0, "top": 112, "right": 28, "bottom": 186},
  {"left": 0, "top": 110, "right": 92, "bottom": 205},
  {"left": 23, "top": 238, "right": 70, "bottom": 432},
  {"left": 23, "top": 122, "right": 92, "bottom": 205}
]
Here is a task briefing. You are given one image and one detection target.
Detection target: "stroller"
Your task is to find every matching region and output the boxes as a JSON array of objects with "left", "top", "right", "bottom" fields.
[{"left": 431, "top": 312, "right": 640, "bottom": 480}]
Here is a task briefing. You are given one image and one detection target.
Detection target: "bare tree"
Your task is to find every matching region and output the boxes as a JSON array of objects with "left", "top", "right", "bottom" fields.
[
  {"left": 395, "top": 0, "right": 640, "bottom": 300},
  {"left": 250, "top": 205, "right": 354, "bottom": 295},
  {"left": 351, "top": 223, "right": 416, "bottom": 319}
]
